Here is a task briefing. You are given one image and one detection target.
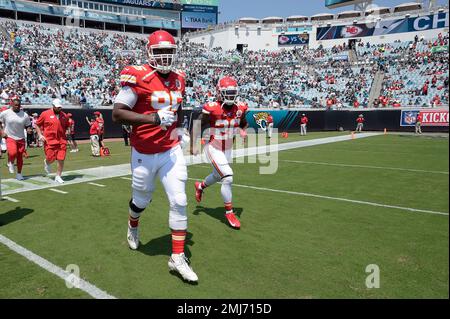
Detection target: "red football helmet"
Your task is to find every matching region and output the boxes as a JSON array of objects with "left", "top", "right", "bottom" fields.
[
  {"left": 217, "top": 76, "right": 239, "bottom": 105},
  {"left": 147, "top": 30, "right": 177, "bottom": 74}
]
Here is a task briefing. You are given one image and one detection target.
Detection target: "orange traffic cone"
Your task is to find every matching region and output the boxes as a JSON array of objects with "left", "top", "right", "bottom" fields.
[
  {"left": 201, "top": 139, "right": 205, "bottom": 145},
  {"left": 384, "top": 128, "right": 387, "bottom": 135},
  {"left": 351, "top": 132, "right": 355, "bottom": 140}
]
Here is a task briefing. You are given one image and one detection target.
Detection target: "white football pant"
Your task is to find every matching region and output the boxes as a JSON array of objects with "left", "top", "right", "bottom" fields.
[
  {"left": 203, "top": 143, "right": 233, "bottom": 204},
  {"left": 131, "top": 145, "right": 188, "bottom": 230}
]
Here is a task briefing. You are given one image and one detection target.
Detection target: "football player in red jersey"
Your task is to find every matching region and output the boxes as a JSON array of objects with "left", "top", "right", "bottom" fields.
[
  {"left": 112, "top": 30, "right": 197, "bottom": 282},
  {"left": 192, "top": 76, "right": 248, "bottom": 230}
]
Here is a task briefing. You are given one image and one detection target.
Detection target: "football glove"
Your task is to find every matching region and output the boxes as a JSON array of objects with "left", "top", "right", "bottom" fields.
[{"left": 157, "top": 109, "right": 176, "bottom": 127}]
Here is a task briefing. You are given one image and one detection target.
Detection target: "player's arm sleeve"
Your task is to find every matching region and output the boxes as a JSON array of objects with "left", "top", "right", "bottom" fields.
[
  {"left": 35, "top": 114, "right": 44, "bottom": 127},
  {"left": 114, "top": 86, "right": 138, "bottom": 109}
]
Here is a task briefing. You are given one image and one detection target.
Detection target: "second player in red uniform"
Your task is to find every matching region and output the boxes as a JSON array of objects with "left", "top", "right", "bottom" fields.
[{"left": 193, "top": 76, "right": 248, "bottom": 229}]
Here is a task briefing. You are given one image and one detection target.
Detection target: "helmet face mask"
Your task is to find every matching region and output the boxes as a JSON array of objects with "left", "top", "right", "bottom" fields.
[
  {"left": 217, "top": 76, "right": 239, "bottom": 106},
  {"left": 219, "top": 88, "right": 238, "bottom": 105},
  {"left": 147, "top": 31, "right": 177, "bottom": 74}
]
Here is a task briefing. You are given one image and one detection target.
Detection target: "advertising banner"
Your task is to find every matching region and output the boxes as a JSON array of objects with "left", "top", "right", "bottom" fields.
[
  {"left": 181, "top": 0, "right": 219, "bottom": 5},
  {"left": 317, "top": 12, "right": 449, "bottom": 40},
  {"left": 278, "top": 34, "right": 309, "bottom": 46},
  {"left": 182, "top": 4, "right": 217, "bottom": 29},
  {"left": 96, "top": 0, "right": 180, "bottom": 10},
  {"left": 400, "top": 109, "right": 449, "bottom": 127},
  {"left": 333, "top": 53, "right": 349, "bottom": 61}
]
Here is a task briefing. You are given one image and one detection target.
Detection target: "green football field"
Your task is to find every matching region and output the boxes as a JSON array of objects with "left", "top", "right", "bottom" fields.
[{"left": 0, "top": 131, "right": 448, "bottom": 298}]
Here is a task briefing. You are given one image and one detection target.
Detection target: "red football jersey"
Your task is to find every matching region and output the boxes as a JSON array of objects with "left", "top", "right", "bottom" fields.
[
  {"left": 301, "top": 116, "right": 308, "bottom": 124},
  {"left": 119, "top": 64, "right": 185, "bottom": 154},
  {"left": 357, "top": 117, "right": 365, "bottom": 123},
  {"left": 203, "top": 101, "right": 248, "bottom": 151}
]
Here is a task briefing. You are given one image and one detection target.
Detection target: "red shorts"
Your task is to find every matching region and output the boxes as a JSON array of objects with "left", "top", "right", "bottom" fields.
[
  {"left": 45, "top": 144, "right": 67, "bottom": 162},
  {"left": 6, "top": 137, "right": 26, "bottom": 156}
]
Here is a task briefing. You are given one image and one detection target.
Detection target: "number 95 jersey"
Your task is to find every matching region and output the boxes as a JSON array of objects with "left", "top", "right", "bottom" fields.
[{"left": 119, "top": 64, "right": 185, "bottom": 154}]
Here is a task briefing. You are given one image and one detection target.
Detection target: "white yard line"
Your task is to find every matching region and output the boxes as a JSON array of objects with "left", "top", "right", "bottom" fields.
[
  {"left": 187, "top": 178, "right": 448, "bottom": 217},
  {"left": 0, "top": 234, "right": 116, "bottom": 299},
  {"left": 88, "top": 182, "right": 106, "bottom": 188},
  {"left": 281, "top": 160, "right": 449, "bottom": 175},
  {"left": 49, "top": 189, "right": 68, "bottom": 194},
  {"left": 3, "top": 196, "right": 19, "bottom": 203},
  {"left": 120, "top": 177, "right": 132, "bottom": 181}
]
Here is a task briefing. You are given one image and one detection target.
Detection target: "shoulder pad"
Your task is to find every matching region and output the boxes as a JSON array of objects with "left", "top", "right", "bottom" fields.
[
  {"left": 120, "top": 66, "right": 139, "bottom": 86},
  {"left": 237, "top": 102, "right": 249, "bottom": 110}
]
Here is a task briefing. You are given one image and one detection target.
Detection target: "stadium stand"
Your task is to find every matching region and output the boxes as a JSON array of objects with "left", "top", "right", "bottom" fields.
[{"left": 0, "top": 5, "right": 448, "bottom": 110}]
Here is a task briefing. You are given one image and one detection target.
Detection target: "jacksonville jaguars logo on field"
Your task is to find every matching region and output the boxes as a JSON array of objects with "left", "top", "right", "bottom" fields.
[{"left": 253, "top": 112, "right": 271, "bottom": 131}]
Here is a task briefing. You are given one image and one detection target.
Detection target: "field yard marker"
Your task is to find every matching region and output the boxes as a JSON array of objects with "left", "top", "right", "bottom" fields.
[
  {"left": 3, "top": 196, "right": 19, "bottom": 203},
  {"left": 188, "top": 178, "right": 448, "bottom": 217},
  {"left": 88, "top": 182, "right": 106, "bottom": 188},
  {"left": 0, "top": 234, "right": 116, "bottom": 299},
  {"left": 281, "top": 160, "right": 449, "bottom": 175},
  {"left": 49, "top": 189, "right": 68, "bottom": 194}
]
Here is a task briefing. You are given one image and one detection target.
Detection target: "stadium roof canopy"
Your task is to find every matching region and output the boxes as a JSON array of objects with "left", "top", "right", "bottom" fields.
[
  {"left": 337, "top": 10, "right": 361, "bottom": 19},
  {"left": 239, "top": 17, "right": 260, "bottom": 23},
  {"left": 364, "top": 6, "right": 391, "bottom": 16},
  {"left": 286, "top": 15, "right": 309, "bottom": 22},
  {"left": 262, "top": 16, "right": 284, "bottom": 23},
  {"left": 393, "top": 2, "right": 423, "bottom": 13},
  {"left": 310, "top": 13, "right": 335, "bottom": 21}
]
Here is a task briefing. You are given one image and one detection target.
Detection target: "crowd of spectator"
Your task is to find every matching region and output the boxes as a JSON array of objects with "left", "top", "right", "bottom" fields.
[{"left": 0, "top": 18, "right": 448, "bottom": 110}]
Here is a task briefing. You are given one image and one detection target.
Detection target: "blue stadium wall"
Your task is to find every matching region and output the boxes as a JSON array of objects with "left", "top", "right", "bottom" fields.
[{"left": 22, "top": 108, "right": 448, "bottom": 140}]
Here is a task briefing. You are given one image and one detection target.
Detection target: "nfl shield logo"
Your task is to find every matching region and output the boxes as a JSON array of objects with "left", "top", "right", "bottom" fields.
[{"left": 404, "top": 112, "right": 416, "bottom": 125}]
